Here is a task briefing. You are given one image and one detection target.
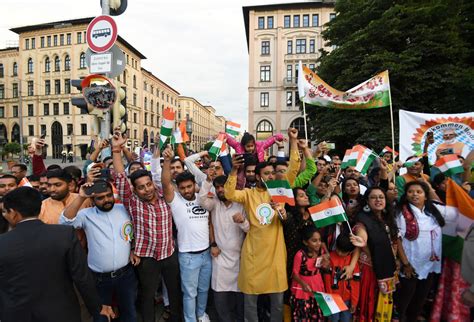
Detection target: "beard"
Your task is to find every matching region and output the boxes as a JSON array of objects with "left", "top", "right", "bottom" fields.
[{"left": 96, "top": 202, "right": 114, "bottom": 212}]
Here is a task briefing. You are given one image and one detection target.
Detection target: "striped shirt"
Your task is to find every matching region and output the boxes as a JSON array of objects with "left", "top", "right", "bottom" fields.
[{"left": 115, "top": 172, "right": 174, "bottom": 261}]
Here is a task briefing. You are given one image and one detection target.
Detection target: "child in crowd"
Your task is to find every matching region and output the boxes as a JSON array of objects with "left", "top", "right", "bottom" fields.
[
  {"left": 290, "top": 225, "right": 327, "bottom": 321},
  {"left": 323, "top": 233, "right": 360, "bottom": 322},
  {"left": 225, "top": 132, "right": 284, "bottom": 162}
]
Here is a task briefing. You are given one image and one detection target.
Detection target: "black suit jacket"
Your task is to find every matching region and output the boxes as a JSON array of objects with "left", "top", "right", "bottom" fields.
[{"left": 0, "top": 219, "right": 101, "bottom": 322}]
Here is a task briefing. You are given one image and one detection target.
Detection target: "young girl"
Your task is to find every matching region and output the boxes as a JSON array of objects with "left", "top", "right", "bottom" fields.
[
  {"left": 225, "top": 132, "right": 284, "bottom": 162},
  {"left": 290, "top": 225, "right": 326, "bottom": 321}
]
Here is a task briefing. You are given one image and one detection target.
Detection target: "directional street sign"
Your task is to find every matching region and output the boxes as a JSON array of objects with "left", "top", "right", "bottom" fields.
[
  {"left": 85, "top": 44, "right": 126, "bottom": 78},
  {"left": 86, "top": 15, "right": 118, "bottom": 53}
]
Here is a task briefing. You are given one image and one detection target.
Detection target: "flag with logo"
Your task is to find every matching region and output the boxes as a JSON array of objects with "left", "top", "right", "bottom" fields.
[
  {"left": 18, "top": 177, "right": 32, "bottom": 188},
  {"left": 380, "top": 146, "right": 399, "bottom": 157},
  {"left": 298, "top": 61, "right": 390, "bottom": 109},
  {"left": 341, "top": 148, "right": 358, "bottom": 169},
  {"left": 309, "top": 198, "right": 347, "bottom": 228},
  {"left": 265, "top": 180, "right": 295, "bottom": 206},
  {"left": 226, "top": 121, "right": 241, "bottom": 137},
  {"left": 160, "top": 107, "right": 175, "bottom": 149},
  {"left": 314, "top": 292, "right": 348, "bottom": 316},
  {"left": 209, "top": 133, "right": 225, "bottom": 160},
  {"left": 434, "top": 154, "right": 464, "bottom": 177},
  {"left": 354, "top": 145, "right": 376, "bottom": 175},
  {"left": 441, "top": 178, "right": 474, "bottom": 263}
]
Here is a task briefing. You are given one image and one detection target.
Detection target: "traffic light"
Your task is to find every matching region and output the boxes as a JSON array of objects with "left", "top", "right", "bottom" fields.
[
  {"left": 100, "top": 0, "right": 127, "bottom": 16},
  {"left": 112, "top": 86, "right": 127, "bottom": 134},
  {"left": 70, "top": 79, "right": 93, "bottom": 114}
]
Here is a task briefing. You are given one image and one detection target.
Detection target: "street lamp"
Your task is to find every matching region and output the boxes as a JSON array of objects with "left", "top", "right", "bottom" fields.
[{"left": 186, "top": 115, "right": 193, "bottom": 151}]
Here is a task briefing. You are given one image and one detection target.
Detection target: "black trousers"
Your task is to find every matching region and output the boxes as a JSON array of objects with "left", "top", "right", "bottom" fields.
[
  {"left": 136, "top": 251, "right": 182, "bottom": 322},
  {"left": 213, "top": 290, "right": 244, "bottom": 322},
  {"left": 396, "top": 273, "right": 435, "bottom": 322}
]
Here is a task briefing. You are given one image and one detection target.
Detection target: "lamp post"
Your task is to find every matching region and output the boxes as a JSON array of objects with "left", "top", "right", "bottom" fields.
[{"left": 186, "top": 115, "right": 193, "bottom": 152}]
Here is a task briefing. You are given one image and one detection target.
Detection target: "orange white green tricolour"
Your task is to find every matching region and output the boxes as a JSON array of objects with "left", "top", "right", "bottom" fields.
[{"left": 160, "top": 107, "right": 175, "bottom": 148}]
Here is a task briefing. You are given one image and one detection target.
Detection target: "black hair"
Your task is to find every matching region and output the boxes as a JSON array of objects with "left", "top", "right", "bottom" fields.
[
  {"left": 46, "top": 164, "right": 62, "bottom": 171},
  {"left": 3, "top": 187, "right": 42, "bottom": 218},
  {"left": 46, "top": 169, "right": 73, "bottom": 183},
  {"left": 128, "top": 161, "right": 145, "bottom": 171},
  {"left": 241, "top": 132, "right": 255, "bottom": 147},
  {"left": 129, "top": 169, "right": 152, "bottom": 187},
  {"left": 170, "top": 158, "right": 185, "bottom": 168},
  {"left": 398, "top": 181, "right": 445, "bottom": 227},
  {"left": 341, "top": 177, "right": 362, "bottom": 202},
  {"left": 317, "top": 157, "right": 328, "bottom": 164},
  {"left": 27, "top": 174, "right": 40, "bottom": 182},
  {"left": 213, "top": 175, "right": 228, "bottom": 188},
  {"left": 12, "top": 163, "right": 27, "bottom": 172},
  {"left": 175, "top": 171, "right": 196, "bottom": 186},
  {"left": 0, "top": 174, "right": 18, "bottom": 182},
  {"left": 335, "top": 233, "right": 355, "bottom": 253},
  {"left": 63, "top": 166, "right": 82, "bottom": 182},
  {"left": 274, "top": 160, "right": 288, "bottom": 168},
  {"left": 102, "top": 156, "right": 112, "bottom": 164},
  {"left": 300, "top": 224, "right": 321, "bottom": 254},
  {"left": 267, "top": 155, "right": 277, "bottom": 162},
  {"left": 361, "top": 187, "right": 399, "bottom": 240},
  {"left": 244, "top": 155, "right": 258, "bottom": 168},
  {"left": 255, "top": 161, "right": 274, "bottom": 176}
]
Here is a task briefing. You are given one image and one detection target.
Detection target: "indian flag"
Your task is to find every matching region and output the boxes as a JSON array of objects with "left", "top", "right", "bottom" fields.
[
  {"left": 160, "top": 107, "right": 175, "bottom": 148},
  {"left": 18, "top": 177, "right": 32, "bottom": 188},
  {"left": 434, "top": 154, "right": 464, "bottom": 177},
  {"left": 380, "top": 146, "right": 398, "bottom": 157},
  {"left": 341, "top": 148, "right": 358, "bottom": 169},
  {"left": 209, "top": 133, "right": 225, "bottom": 160},
  {"left": 309, "top": 198, "right": 347, "bottom": 228},
  {"left": 266, "top": 180, "right": 295, "bottom": 206},
  {"left": 226, "top": 121, "right": 241, "bottom": 137},
  {"left": 403, "top": 156, "right": 422, "bottom": 168},
  {"left": 355, "top": 146, "right": 376, "bottom": 175},
  {"left": 314, "top": 292, "right": 348, "bottom": 316},
  {"left": 219, "top": 143, "right": 229, "bottom": 157}
]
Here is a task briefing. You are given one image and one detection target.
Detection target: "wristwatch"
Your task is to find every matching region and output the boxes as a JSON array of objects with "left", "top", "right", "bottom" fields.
[{"left": 210, "top": 242, "right": 218, "bottom": 248}]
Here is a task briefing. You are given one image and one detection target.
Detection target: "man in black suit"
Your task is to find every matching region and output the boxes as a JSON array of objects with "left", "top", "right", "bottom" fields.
[{"left": 0, "top": 187, "right": 115, "bottom": 322}]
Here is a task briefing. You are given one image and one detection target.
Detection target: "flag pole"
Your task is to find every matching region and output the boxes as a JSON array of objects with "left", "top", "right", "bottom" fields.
[
  {"left": 387, "top": 71, "right": 395, "bottom": 183},
  {"left": 303, "top": 101, "right": 308, "bottom": 142}
]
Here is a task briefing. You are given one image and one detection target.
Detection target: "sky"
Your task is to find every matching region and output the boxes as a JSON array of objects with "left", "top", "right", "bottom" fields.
[{"left": 0, "top": 0, "right": 306, "bottom": 131}]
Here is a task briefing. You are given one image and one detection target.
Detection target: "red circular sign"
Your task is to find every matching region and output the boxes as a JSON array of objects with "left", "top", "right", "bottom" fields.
[{"left": 86, "top": 15, "right": 118, "bottom": 53}]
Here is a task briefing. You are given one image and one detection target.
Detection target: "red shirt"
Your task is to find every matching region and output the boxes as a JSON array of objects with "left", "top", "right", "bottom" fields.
[{"left": 115, "top": 172, "right": 174, "bottom": 261}]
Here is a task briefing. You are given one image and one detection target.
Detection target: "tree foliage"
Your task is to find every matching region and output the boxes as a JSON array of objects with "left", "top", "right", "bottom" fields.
[{"left": 307, "top": 0, "right": 474, "bottom": 152}]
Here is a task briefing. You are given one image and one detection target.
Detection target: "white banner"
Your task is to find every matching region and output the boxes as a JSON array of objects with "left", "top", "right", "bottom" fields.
[{"left": 399, "top": 110, "right": 474, "bottom": 165}]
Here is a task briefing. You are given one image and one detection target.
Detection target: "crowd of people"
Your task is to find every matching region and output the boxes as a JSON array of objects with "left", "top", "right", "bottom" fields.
[{"left": 0, "top": 126, "right": 473, "bottom": 322}]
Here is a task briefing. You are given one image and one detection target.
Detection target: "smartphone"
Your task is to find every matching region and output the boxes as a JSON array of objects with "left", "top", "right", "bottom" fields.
[
  {"left": 40, "top": 130, "right": 46, "bottom": 139},
  {"left": 84, "top": 180, "right": 109, "bottom": 195},
  {"left": 326, "top": 143, "right": 336, "bottom": 150},
  {"left": 99, "top": 168, "right": 111, "bottom": 180},
  {"left": 242, "top": 153, "right": 253, "bottom": 163}
]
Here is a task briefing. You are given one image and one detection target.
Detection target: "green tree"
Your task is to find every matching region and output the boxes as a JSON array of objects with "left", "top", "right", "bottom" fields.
[{"left": 307, "top": 0, "right": 474, "bottom": 152}]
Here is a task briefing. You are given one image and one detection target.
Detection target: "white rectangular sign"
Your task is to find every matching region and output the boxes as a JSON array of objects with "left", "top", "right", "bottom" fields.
[{"left": 89, "top": 53, "right": 112, "bottom": 73}]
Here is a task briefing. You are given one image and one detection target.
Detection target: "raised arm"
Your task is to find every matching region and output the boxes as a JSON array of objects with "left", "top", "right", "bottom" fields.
[
  {"left": 224, "top": 154, "right": 248, "bottom": 204},
  {"left": 287, "top": 128, "right": 300, "bottom": 186},
  {"left": 32, "top": 138, "right": 46, "bottom": 175},
  {"left": 198, "top": 178, "right": 217, "bottom": 212},
  {"left": 225, "top": 133, "right": 243, "bottom": 153},
  {"left": 161, "top": 145, "right": 176, "bottom": 203},
  {"left": 293, "top": 140, "right": 317, "bottom": 188},
  {"left": 184, "top": 151, "right": 208, "bottom": 186},
  {"left": 62, "top": 184, "right": 92, "bottom": 220},
  {"left": 259, "top": 133, "right": 284, "bottom": 151}
]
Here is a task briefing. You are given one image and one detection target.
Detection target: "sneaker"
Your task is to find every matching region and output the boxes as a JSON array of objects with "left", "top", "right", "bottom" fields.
[{"left": 198, "top": 312, "right": 211, "bottom": 322}]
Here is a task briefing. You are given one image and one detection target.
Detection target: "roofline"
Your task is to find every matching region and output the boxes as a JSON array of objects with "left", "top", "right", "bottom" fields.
[
  {"left": 242, "top": 1, "right": 335, "bottom": 51},
  {"left": 9, "top": 17, "right": 146, "bottom": 59},
  {"left": 178, "top": 96, "right": 205, "bottom": 107},
  {"left": 141, "top": 67, "right": 180, "bottom": 95},
  {"left": 0, "top": 47, "right": 19, "bottom": 52}
]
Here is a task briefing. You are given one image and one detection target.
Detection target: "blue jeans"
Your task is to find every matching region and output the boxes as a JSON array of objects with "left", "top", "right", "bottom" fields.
[
  {"left": 178, "top": 249, "right": 212, "bottom": 322},
  {"left": 328, "top": 300, "right": 351, "bottom": 322},
  {"left": 92, "top": 265, "right": 137, "bottom": 322}
]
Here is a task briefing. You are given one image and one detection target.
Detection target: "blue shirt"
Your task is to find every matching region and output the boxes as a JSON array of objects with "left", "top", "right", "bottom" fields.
[{"left": 59, "top": 204, "right": 132, "bottom": 273}]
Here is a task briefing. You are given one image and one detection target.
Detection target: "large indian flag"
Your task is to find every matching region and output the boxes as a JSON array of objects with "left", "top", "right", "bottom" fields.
[
  {"left": 309, "top": 198, "right": 347, "bottom": 228},
  {"left": 160, "top": 107, "right": 175, "bottom": 148},
  {"left": 226, "top": 121, "right": 241, "bottom": 137},
  {"left": 297, "top": 61, "right": 391, "bottom": 109},
  {"left": 266, "top": 180, "right": 295, "bottom": 206},
  {"left": 434, "top": 154, "right": 464, "bottom": 177},
  {"left": 314, "top": 292, "right": 348, "bottom": 316}
]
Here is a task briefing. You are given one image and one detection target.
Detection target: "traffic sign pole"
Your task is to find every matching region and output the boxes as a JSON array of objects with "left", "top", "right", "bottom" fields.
[{"left": 101, "top": 0, "right": 110, "bottom": 140}]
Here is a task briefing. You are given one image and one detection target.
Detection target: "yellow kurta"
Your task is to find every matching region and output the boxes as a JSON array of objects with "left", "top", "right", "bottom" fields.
[{"left": 224, "top": 174, "right": 288, "bottom": 294}]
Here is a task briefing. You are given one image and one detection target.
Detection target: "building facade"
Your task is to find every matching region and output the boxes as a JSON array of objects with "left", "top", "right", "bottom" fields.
[
  {"left": 243, "top": 1, "right": 335, "bottom": 141},
  {"left": 0, "top": 17, "right": 184, "bottom": 159}
]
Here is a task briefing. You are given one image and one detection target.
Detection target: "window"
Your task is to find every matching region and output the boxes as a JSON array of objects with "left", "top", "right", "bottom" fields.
[
  {"left": 54, "top": 56, "right": 60, "bottom": 71},
  {"left": 267, "top": 16, "right": 274, "bottom": 29},
  {"left": 13, "top": 106, "right": 18, "bottom": 117},
  {"left": 261, "top": 41, "right": 270, "bottom": 55},
  {"left": 290, "top": 118, "right": 306, "bottom": 138},
  {"left": 43, "top": 103, "right": 49, "bottom": 115},
  {"left": 286, "top": 91, "right": 293, "bottom": 106},
  {"left": 63, "top": 102, "right": 69, "bottom": 115},
  {"left": 0, "top": 64, "right": 3, "bottom": 78},
  {"left": 40, "top": 37, "right": 45, "bottom": 48},
  {"left": 260, "top": 92, "right": 269, "bottom": 107},
  {"left": 287, "top": 64, "right": 293, "bottom": 79},
  {"left": 64, "top": 79, "right": 70, "bottom": 94},
  {"left": 81, "top": 124, "right": 87, "bottom": 135},
  {"left": 53, "top": 35, "right": 58, "bottom": 46},
  {"left": 0, "top": 85, "right": 4, "bottom": 99},
  {"left": 77, "top": 32, "right": 82, "bottom": 44},
  {"left": 27, "top": 58, "right": 33, "bottom": 73},
  {"left": 64, "top": 55, "right": 70, "bottom": 70},
  {"left": 151, "top": 99, "right": 153, "bottom": 110},
  {"left": 25, "top": 39, "right": 29, "bottom": 50},
  {"left": 134, "top": 129, "right": 137, "bottom": 139},
  {"left": 60, "top": 34, "right": 64, "bottom": 46},
  {"left": 167, "top": 94, "right": 169, "bottom": 103},
  {"left": 296, "top": 39, "right": 306, "bottom": 53},
  {"left": 13, "top": 62, "right": 17, "bottom": 76},
  {"left": 28, "top": 125, "right": 34, "bottom": 136},
  {"left": 54, "top": 80, "right": 60, "bottom": 94},
  {"left": 133, "top": 93, "right": 137, "bottom": 106},
  {"left": 66, "top": 33, "right": 71, "bottom": 45},
  {"left": 309, "top": 39, "right": 315, "bottom": 53},
  {"left": 312, "top": 14, "right": 319, "bottom": 26},
  {"left": 260, "top": 66, "right": 271, "bottom": 82},
  {"left": 309, "top": 64, "right": 315, "bottom": 70},
  {"left": 0, "top": 107, "right": 4, "bottom": 117},
  {"left": 144, "top": 112, "right": 148, "bottom": 125},
  {"left": 67, "top": 124, "right": 73, "bottom": 135},
  {"left": 47, "top": 36, "right": 51, "bottom": 47},
  {"left": 12, "top": 83, "right": 18, "bottom": 98},
  {"left": 144, "top": 97, "right": 148, "bottom": 109},
  {"left": 41, "top": 124, "right": 46, "bottom": 135},
  {"left": 294, "top": 15, "right": 300, "bottom": 28},
  {"left": 45, "top": 57, "right": 50, "bottom": 72},
  {"left": 28, "top": 104, "right": 34, "bottom": 116},
  {"left": 28, "top": 81, "right": 34, "bottom": 96},
  {"left": 330, "top": 13, "right": 336, "bottom": 21},
  {"left": 303, "top": 15, "right": 310, "bottom": 27},
  {"left": 258, "top": 17, "right": 265, "bottom": 29},
  {"left": 284, "top": 15, "right": 291, "bottom": 28},
  {"left": 133, "top": 113, "right": 137, "bottom": 123},
  {"left": 79, "top": 53, "right": 86, "bottom": 69},
  {"left": 45, "top": 80, "right": 51, "bottom": 95},
  {"left": 53, "top": 103, "right": 59, "bottom": 115},
  {"left": 31, "top": 38, "right": 35, "bottom": 49},
  {"left": 287, "top": 40, "right": 293, "bottom": 54}
]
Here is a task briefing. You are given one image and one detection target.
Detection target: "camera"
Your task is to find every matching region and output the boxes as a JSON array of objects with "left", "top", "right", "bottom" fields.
[{"left": 331, "top": 266, "right": 344, "bottom": 289}]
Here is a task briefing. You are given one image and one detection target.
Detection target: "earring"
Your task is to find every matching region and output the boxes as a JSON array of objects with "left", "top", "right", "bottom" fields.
[{"left": 363, "top": 205, "right": 370, "bottom": 213}]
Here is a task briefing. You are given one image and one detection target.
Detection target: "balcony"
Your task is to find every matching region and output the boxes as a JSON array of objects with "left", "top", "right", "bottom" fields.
[{"left": 283, "top": 77, "right": 297, "bottom": 88}]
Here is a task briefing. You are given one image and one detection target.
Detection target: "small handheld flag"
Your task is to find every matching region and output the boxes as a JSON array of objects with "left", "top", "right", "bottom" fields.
[
  {"left": 265, "top": 180, "right": 295, "bottom": 206},
  {"left": 309, "top": 198, "right": 347, "bottom": 228},
  {"left": 160, "top": 107, "right": 175, "bottom": 149},
  {"left": 434, "top": 155, "right": 464, "bottom": 177}
]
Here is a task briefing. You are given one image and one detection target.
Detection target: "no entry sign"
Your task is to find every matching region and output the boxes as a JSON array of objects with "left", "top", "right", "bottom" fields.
[{"left": 86, "top": 15, "right": 118, "bottom": 53}]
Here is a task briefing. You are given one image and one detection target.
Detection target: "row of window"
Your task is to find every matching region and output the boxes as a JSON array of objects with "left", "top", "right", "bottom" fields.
[
  {"left": 0, "top": 53, "right": 86, "bottom": 77},
  {"left": 261, "top": 38, "right": 317, "bottom": 56},
  {"left": 257, "top": 13, "right": 336, "bottom": 29},
  {"left": 26, "top": 32, "right": 83, "bottom": 50},
  {"left": 259, "top": 91, "right": 301, "bottom": 108},
  {"left": 0, "top": 78, "right": 71, "bottom": 98},
  {"left": 259, "top": 62, "right": 315, "bottom": 83},
  {"left": 0, "top": 102, "right": 73, "bottom": 118}
]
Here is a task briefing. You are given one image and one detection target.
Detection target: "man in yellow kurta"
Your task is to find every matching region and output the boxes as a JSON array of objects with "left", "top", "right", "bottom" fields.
[{"left": 224, "top": 155, "right": 288, "bottom": 321}]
